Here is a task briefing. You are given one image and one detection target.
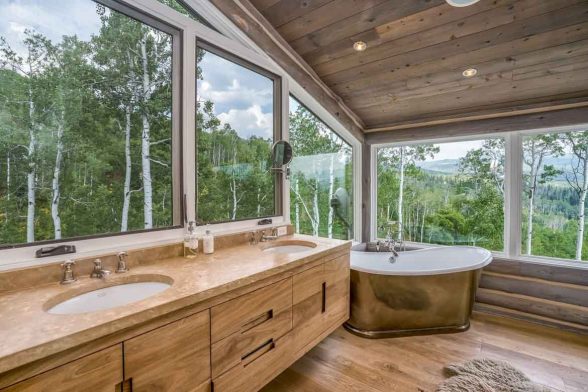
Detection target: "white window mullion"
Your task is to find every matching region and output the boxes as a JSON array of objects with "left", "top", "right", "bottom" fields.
[
  {"left": 504, "top": 132, "right": 522, "bottom": 258},
  {"left": 183, "top": 29, "right": 197, "bottom": 224}
]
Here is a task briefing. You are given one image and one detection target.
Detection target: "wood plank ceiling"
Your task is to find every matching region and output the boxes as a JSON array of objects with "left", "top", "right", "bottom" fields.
[{"left": 250, "top": 0, "right": 588, "bottom": 132}]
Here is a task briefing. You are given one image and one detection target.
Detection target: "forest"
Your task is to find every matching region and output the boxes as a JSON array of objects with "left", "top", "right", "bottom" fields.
[
  {"left": 288, "top": 99, "right": 353, "bottom": 240},
  {"left": 0, "top": 2, "right": 174, "bottom": 246},
  {"left": 377, "top": 132, "right": 588, "bottom": 262}
]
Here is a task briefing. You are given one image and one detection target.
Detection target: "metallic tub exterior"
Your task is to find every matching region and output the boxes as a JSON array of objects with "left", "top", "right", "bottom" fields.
[{"left": 344, "top": 267, "right": 482, "bottom": 338}]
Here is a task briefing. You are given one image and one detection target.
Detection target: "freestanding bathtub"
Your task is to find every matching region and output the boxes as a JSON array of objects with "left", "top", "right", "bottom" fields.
[{"left": 344, "top": 244, "right": 492, "bottom": 338}]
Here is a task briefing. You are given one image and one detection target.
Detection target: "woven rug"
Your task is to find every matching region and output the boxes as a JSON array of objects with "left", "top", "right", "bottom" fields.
[{"left": 437, "top": 358, "right": 552, "bottom": 392}]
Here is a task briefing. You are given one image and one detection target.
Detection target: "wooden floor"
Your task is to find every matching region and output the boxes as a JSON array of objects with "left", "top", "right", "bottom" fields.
[{"left": 262, "top": 313, "right": 588, "bottom": 392}]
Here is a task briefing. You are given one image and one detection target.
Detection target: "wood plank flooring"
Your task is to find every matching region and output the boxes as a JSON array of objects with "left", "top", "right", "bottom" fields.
[{"left": 261, "top": 313, "right": 588, "bottom": 392}]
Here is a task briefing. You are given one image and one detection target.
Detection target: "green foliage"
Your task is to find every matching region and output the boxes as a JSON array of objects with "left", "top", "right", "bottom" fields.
[
  {"left": 289, "top": 102, "right": 353, "bottom": 240},
  {"left": 0, "top": 5, "right": 173, "bottom": 246}
]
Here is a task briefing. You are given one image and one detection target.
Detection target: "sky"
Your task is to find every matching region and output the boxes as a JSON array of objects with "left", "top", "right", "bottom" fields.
[
  {"left": 432, "top": 139, "right": 485, "bottom": 161},
  {"left": 197, "top": 49, "right": 274, "bottom": 139},
  {"left": 0, "top": 0, "right": 102, "bottom": 57}
]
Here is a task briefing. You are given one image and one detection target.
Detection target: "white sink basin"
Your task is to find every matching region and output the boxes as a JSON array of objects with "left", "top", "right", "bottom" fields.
[
  {"left": 47, "top": 281, "right": 171, "bottom": 315},
  {"left": 262, "top": 240, "right": 317, "bottom": 254}
]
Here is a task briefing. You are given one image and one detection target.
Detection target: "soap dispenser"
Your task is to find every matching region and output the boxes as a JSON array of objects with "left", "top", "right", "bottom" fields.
[
  {"left": 183, "top": 221, "right": 198, "bottom": 258},
  {"left": 203, "top": 225, "right": 214, "bottom": 254}
]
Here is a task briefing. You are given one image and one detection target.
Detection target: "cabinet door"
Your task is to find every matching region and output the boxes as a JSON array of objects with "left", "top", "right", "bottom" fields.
[
  {"left": 324, "top": 254, "right": 350, "bottom": 326},
  {"left": 1, "top": 345, "right": 122, "bottom": 392},
  {"left": 292, "top": 264, "right": 325, "bottom": 352},
  {"left": 124, "top": 310, "right": 211, "bottom": 392}
]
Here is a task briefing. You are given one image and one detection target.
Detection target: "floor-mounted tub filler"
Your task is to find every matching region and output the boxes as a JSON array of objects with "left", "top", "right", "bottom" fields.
[{"left": 345, "top": 244, "right": 492, "bottom": 338}]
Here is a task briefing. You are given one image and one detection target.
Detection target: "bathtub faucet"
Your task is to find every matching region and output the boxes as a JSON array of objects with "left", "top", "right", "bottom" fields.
[{"left": 388, "top": 248, "right": 399, "bottom": 263}]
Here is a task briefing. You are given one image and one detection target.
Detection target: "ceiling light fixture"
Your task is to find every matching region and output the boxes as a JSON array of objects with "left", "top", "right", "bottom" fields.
[
  {"left": 462, "top": 68, "right": 478, "bottom": 78},
  {"left": 446, "top": 0, "right": 481, "bottom": 7},
  {"left": 353, "top": 41, "right": 367, "bottom": 52}
]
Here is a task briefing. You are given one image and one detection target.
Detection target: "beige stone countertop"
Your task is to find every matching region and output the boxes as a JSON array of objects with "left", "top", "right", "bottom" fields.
[{"left": 0, "top": 234, "right": 350, "bottom": 374}]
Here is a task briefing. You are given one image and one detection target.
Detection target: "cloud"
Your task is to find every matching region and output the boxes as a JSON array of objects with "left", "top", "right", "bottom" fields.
[
  {"left": 197, "top": 48, "right": 275, "bottom": 139},
  {"left": 218, "top": 105, "right": 273, "bottom": 139},
  {"left": 0, "top": 0, "right": 103, "bottom": 58}
]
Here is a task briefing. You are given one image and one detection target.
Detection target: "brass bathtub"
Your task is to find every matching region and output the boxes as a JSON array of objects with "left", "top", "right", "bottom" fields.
[{"left": 344, "top": 245, "right": 488, "bottom": 338}]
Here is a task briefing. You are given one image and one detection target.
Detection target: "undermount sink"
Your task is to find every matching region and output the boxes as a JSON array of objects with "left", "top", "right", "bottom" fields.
[
  {"left": 46, "top": 275, "right": 172, "bottom": 315},
  {"left": 261, "top": 240, "right": 317, "bottom": 254}
]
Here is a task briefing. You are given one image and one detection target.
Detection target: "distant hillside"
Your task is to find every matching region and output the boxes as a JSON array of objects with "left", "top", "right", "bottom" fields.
[
  {"left": 415, "top": 159, "right": 459, "bottom": 174},
  {"left": 415, "top": 154, "right": 581, "bottom": 181}
]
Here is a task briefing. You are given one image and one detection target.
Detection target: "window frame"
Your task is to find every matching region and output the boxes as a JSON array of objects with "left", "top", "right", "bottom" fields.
[
  {"left": 371, "top": 123, "right": 588, "bottom": 268},
  {"left": 0, "top": 0, "right": 184, "bottom": 252},
  {"left": 195, "top": 40, "right": 283, "bottom": 224}
]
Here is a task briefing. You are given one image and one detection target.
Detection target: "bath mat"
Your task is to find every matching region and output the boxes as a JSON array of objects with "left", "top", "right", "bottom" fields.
[{"left": 437, "top": 358, "right": 552, "bottom": 392}]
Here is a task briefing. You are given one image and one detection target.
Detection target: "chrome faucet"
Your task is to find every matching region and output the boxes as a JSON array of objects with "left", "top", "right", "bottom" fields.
[
  {"left": 388, "top": 248, "right": 400, "bottom": 263},
  {"left": 60, "top": 260, "right": 77, "bottom": 284},
  {"left": 116, "top": 251, "right": 129, "bottom": 273},
  {"left": 91, "top": 258, "right": 111, "bottom": 279},
  {"left": 260, "top": 228, "right": 278, "bottom": 242}
]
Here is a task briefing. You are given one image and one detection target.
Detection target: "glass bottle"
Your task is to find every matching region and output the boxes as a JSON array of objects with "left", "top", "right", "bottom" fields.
[{"left": 183, "top": 221, "right": 198, "bottom": 258}]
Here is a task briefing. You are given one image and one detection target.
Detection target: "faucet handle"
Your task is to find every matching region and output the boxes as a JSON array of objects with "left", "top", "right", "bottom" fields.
[
  {"left": 116, "top": 251, "right": 129, "bottom": 273},
  {"left": 60, "top": 260, "right": 77, "bottom": 285}
]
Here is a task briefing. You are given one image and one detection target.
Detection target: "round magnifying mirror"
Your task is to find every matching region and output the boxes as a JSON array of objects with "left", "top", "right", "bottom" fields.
[{"left": 271, "top": 140, "right": 293, "bottom": 167}]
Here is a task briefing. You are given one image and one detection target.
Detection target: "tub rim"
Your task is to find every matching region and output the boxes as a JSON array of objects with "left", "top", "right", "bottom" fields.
[{"left": 351, "top": 245, "right": 492, "bottom": 276}]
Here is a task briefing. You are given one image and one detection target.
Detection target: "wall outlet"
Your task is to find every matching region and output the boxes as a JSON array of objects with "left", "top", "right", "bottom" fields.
[{"left": 276, "top": 226, "right": 288, "bottom": 236}]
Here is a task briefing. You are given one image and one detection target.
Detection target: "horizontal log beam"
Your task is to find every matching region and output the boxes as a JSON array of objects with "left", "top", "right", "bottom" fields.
[{"left": 365, "top": 103, "right": 588, "bottom": 145}]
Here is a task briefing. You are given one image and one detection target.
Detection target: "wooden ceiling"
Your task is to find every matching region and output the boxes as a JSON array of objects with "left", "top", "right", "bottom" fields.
[{"left": 249, "top": 0, "right": 588, "bottom": 132}]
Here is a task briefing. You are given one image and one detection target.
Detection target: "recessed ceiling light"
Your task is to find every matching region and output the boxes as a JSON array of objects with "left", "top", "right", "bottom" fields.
[
  {"left": 446, "top": 0, "right": 481, "bottom": 7},
  {"left": 353, "top": 41, "right": 367, "bottom": 52},
  {"left": 462, "top": 68, "right": 478, "bottom": 78}
]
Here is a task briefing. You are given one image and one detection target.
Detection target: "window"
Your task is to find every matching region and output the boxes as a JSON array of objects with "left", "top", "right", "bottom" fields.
[
  {"left": 196, "top": 44, "right": 280, "bottom": 224},
  {"left": 376, "top": 139, "right": 505, "bottom": 251},
  {"left": 289, "top": 96, "right": 353, "bottom": 240},
  {"left": 522, "top": 129, "right": 588, "bottom": 261},
  {"left": 0, "top": 0, "right": 179, "bottom": 248}
]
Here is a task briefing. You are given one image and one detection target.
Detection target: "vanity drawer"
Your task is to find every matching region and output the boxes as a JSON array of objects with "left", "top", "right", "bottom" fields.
[
  {"left": 211, "top": 278, "right": 293, "bottom": 344},
  {"left": 212, "top": 332, "right": 295, "bottom": 392},
  {"left": 211, "top": 299, "right": 292, "bottom": 377}
]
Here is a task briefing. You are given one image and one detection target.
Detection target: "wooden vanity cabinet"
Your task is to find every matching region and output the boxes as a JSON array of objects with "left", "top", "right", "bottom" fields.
[
  {"left": 124, "top": 310, "right": 211, "bottom": 392},
  {"left": 1, "top": 249, "right": 349, "bottom": 392},
  {"left": 1, "top": 345, "right": 123, "bottom": 392}
]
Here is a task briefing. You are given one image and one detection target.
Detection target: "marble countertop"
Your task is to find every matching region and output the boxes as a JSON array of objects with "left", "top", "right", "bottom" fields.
[{"left": 0, "top": 234, "right": 350, "bottom": 375}]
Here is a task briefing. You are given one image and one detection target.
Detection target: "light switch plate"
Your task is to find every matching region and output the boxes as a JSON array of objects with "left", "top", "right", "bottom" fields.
[{"left": 277, "top": 226, "right": 287, "bottom": 236}]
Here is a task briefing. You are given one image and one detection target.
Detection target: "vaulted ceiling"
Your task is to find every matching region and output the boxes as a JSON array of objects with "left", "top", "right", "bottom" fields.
[{"left": 250, "top": 0, "right": 588, "bottom": 132}]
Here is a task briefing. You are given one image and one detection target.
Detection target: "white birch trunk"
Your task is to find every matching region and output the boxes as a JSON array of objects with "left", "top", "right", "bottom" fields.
[
  {"left": 51, "top": 111, "right": 64, "bottom": 240},
  {"left": 526, "top": 152, "right": 543, "bottom": 255},
  {"left": 312, "top": 178, "right": 319, "bottom": 236},
  {"left": 140, "top": 36, "right": 153, "bottom": 229},
  {"left": 121, "top": 103, "right": 132, "bottom": 232},
  {"left": 26, "top": 87, "right": 36, "bottom": 243},
  {"left": 575, "top": 152, "right": 588, "bottom": 260},
  {"left": 230, "top": 146, "right": 238, "bottom": 220},
  {"left": 6, "top": 154, "right": 10, "bottom": 201},
  {"left": 231, "top": 175, "right": 238, "bottom": 220},
  {"left": 327, "top": 154, "right": 335, "bottom": 239},
  {"left": 397, "top": 147, "right": 405, "bottom": 241},
  {"left": 295, "top": 177, "right": 300, "bottom": 233}
]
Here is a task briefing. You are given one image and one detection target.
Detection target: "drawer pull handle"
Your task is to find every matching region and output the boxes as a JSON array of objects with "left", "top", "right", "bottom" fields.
[
  {"left": 241, "top": 309, "right": 273, "bottom": 333},
  {"left": 322, "top": 282, "right": 327, "bottom": 313},
  {"left": 241, "top": 338, "right": 275, "bottom": 366}
]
